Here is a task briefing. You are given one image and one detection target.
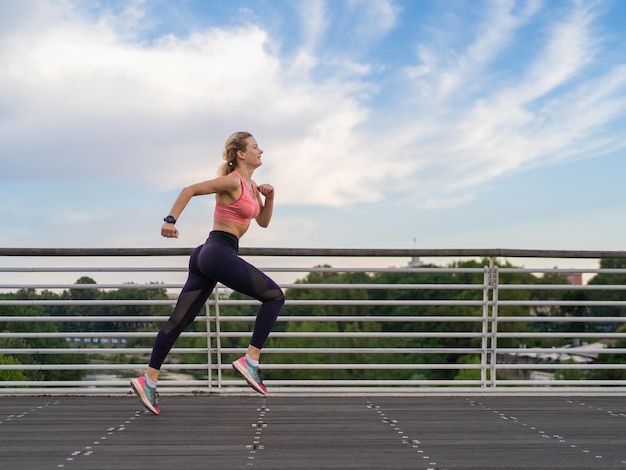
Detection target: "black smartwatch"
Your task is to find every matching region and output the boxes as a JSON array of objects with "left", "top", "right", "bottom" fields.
[{"left": 163, "top": 215, "right": 177, "bottom": 224}]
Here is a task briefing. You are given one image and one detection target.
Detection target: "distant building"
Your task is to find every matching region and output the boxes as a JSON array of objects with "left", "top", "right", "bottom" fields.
[
  {"left": 408, "top": 256, "right": 423, "bottom": 268},
  {"left": 498, "top": 341, "right": 607, "bottom": 381},
  {"left": 566, "top": 272, "right": 583, "bottom": 285}
]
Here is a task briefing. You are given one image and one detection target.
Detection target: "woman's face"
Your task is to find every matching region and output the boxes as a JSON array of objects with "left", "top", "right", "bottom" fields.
[{"left": 240, "top": 137, "right": 263, "bottom": 167}]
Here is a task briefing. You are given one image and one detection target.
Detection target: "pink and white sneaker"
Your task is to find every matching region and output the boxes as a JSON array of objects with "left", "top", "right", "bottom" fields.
[
  {"left": 232, "top": 356, "right": 267, "bottom": 394},
  {"left": 130, "top": 376, "right": 160, "bottom": 415}
]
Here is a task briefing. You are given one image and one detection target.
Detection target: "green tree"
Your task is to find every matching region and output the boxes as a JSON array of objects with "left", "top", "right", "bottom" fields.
[
  {"left": 589, "top": 323, "right": 626, "bottom": 381},
  {"left": 0, "top": 292, "right": 87, "bottom": 381},
  {"left": 0, "top": 354, "right": 28, "bottom": 382},
  {"left": 586, "top": 258, "right": 626, "bottom": 332}
]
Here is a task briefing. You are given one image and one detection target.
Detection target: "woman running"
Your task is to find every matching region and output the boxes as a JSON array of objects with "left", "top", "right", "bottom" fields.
[{"left": 131, "top": 131, "right": 285, "bottom": 415}]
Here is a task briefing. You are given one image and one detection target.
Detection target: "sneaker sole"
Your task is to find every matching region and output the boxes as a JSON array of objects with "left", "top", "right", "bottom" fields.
[
  {"left": 130, "top": 379, "right": 160, "bottom": 415},
  {"left": 232, "top": 361, "right": 267, "bottom": 395}
]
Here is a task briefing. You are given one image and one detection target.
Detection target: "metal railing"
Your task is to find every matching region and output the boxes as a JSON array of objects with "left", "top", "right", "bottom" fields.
[{"left": 1, "top": 247, "right": 625, "bottom": 395}]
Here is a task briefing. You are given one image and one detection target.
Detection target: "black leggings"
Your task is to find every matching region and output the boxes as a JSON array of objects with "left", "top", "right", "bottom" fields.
[{"left": 149, "top": 231, "right": 284, "bottom": 370}]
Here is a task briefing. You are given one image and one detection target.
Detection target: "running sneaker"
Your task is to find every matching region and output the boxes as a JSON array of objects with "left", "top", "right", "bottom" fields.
[
  {"left": 130, "top": 376, "right": 160, "bottom": 415},
  {"left": 232, "top": 356, "right": 267, "bottom": 395}
]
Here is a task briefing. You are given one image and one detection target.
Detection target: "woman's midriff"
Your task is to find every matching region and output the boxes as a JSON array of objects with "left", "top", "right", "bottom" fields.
[{"left": 213, "top": 219, "right": 249, "bottom": 239}]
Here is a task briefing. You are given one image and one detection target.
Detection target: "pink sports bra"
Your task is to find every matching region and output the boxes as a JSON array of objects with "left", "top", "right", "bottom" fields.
[{"left": 214, "top": 171, "right": 260, "bottom": 226}]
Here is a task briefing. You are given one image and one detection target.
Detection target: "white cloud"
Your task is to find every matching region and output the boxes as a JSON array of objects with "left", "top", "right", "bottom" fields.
[
  {"left": 1, "top": 0, "right": 625, "bottom": 219},
  {"left": 347, "top": 0, "right": 400, "bottom": 43},
  {"left": 0, "top": 0, "right": 382, "bottom": 209},
  {"left": 518, "top": 1, "right": 596, "bottom": 101},
  {"left": 297, "top": 0, "right": 328, "bottom": 50},
  {"left": 387, "top": 0, "right": 626, "bottom": 204}
]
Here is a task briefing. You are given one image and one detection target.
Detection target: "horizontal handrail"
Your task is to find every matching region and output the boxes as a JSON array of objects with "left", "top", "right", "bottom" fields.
[{"left": 3, "top": 247, "right": 626, "bottom": 257}]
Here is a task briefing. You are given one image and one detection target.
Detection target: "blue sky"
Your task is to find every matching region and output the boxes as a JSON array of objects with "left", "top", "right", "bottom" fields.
[{"left": 2, "top": 0, "right": 626, "bottom": 270}]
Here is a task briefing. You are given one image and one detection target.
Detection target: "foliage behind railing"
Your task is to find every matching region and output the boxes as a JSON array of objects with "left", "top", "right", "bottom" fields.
[{"left": 1, "top": 248, "right": 625, "bottom": 395}]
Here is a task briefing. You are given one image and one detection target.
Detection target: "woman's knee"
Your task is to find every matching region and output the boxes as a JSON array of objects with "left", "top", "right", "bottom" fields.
[{"left": 264, "top": 286, "right": 285, "bottom": 305}]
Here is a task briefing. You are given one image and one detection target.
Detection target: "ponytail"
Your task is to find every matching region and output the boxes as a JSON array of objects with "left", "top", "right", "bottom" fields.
[{"left": 218, "top": 131, "right": 253, "bottom": 176}]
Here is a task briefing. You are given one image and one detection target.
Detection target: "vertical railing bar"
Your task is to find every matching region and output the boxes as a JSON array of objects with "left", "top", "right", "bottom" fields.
[
  {"left": 481, "top": 266, "right": 490, "bottom": 387},
  {"left": 205, "top": 296, "right": 212, "bottom": 391},
  {"left": 490, "top": 258, "right": 499, "bottom": 389},
  {"left": 214, "top": 286, "right": 223, "bottom": 389}
]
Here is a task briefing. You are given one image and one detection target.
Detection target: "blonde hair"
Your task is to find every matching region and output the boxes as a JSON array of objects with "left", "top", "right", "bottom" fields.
[{"left": 219, "top": 131, "right": 253, "bottom": 176}]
